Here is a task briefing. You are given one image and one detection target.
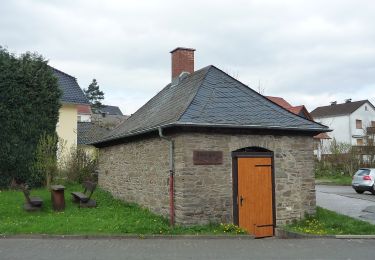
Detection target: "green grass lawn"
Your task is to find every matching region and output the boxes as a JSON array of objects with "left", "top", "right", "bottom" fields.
[
  {"left": 286, "top": 207, "right": 375, "bottom": 235},
  {"left": 0, "top": 185, "right": 244, "bottom": 235},
  {"left": 316, "top": 175, "right": 352, "bottom": 186}
]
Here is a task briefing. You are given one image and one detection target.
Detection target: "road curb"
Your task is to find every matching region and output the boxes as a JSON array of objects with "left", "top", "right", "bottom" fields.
[
  {"left": 275, "top": 228, "right": 333, "bottom": 239},
  {"left": 0, "top": 234, "right": 255, "bottom": 240},
  {"left": 3, "top": 231, "right": 374, "bottom": 240},
  {"left": 275, "top": 228, "right": 375, "bottom": 239},
  {"left": 335, "top": 235, "right": 375, "bottom": 239}
]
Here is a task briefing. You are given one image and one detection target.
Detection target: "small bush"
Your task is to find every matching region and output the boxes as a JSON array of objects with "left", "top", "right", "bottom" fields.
[
  {"left": 62, "top": 147, "right": 98, "bottom": 184},
  {"left": 316, "top": 138, "right": 361, "bottom": 178},
  {"left": 31, "top": 133, "right": 58, "bottom": 187},
  {"left": 218, "top": 223, "right": 246, "bottom": 234}
]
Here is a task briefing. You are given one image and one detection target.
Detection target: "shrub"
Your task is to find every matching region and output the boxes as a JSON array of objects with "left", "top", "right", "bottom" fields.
[
  {"left": 316, "top": 138, "right": 360, "bottom": 177},
  {"left": 31, "top": 133, "right": 58, "bottom": 187},
  {"left": 62, "top": 147, "right": 98, "bottom": 184},
  {"left": 218, "top": 223, "right": 246, "bottom": 234}
]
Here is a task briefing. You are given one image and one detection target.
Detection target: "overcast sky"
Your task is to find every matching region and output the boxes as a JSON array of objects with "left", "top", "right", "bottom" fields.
[{"left": 1, "top": 0, "right": 375, "bottom": 115}]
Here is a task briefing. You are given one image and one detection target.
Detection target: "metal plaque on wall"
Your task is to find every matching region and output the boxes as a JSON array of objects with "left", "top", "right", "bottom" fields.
[{"left": 193, "top": 151, "right": 223, "bottom": 165}]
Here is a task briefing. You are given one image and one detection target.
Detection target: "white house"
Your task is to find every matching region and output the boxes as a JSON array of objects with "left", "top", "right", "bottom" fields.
[{"left": 311, "top": 99, "right": 375, "bottom": 154}]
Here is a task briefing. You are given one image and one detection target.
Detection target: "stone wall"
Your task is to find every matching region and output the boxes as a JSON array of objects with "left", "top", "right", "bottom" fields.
[
  {"left": 98, "top": 136, "right": 170, "bottom": 217},
  {"left": 173, "top": 132, "right": 315, "bottom": 226},
  {"left": 98, "top": 131, "right": 315, "bottom": 227}
]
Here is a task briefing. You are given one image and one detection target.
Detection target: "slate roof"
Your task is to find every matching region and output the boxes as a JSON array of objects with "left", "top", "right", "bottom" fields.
[
  {"left": 94, "top": 65, "right": 329, "bottom": 145},
  {"left": 50, "top": 67, "right": 89, "bottom": 105},
  {"left": 310, "top": 100, "right": 371, "bottom": 118},
  {"left": 77, "top": 122, "right": 111, "bottom": 145},
  {"left": 96, "top": 105, "right": 123, "bottom": 116}
]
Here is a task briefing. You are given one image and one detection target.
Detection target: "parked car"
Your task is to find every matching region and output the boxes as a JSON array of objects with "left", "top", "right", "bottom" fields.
[{"left": 352, "top": 168, "right": 375, "bottom": 194}]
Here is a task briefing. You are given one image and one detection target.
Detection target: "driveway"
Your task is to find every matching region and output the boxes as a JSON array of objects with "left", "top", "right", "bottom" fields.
[
  {"left": 316, "top": 185, "right": 375, "bottom": 224},
  {"left": 1, "top": 238, "right": 375, "bottom": 260}
]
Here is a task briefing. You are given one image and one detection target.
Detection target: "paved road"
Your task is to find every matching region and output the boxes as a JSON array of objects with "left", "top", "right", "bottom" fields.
[
  {"left": 1, "top": 238, "right": 375, "bottom": 260},
  {"left": 316, "top": 185, "right": 375, "bottom": 224}
]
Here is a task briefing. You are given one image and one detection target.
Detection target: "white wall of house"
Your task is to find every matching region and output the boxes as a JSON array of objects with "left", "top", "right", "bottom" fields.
[
  {"left": 313, "top": 102, "right": 375, "bottom": 154},
  {"left": 314, "top": 115, "right": 350, "bottom": 153},
  {"left": 349, "top": 103, "right": 375, "bottom": 145}
]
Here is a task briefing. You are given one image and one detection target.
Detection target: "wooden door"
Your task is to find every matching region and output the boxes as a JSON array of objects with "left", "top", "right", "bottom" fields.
[{"left": 238, "top": 157, "right": 274, "bottom": 238}]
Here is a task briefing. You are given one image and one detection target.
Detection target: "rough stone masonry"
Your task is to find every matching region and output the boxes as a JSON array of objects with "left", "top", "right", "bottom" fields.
[{"left": 98, "top": 131, "right": 315, "bottom": 226}]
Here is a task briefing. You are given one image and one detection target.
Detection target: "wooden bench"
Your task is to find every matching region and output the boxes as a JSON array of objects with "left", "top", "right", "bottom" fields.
[
  {"left": 71, "top": 181, "right": 97, "bottom": 208},
  {"left": 21, "top": 185, "right": 43, "bottom": 211}
]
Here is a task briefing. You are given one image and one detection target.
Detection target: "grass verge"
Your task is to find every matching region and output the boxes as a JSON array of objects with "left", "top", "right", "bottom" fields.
[
  {"left": 0, "top": 185, "right": 245, "bottom": 236},
  {"left": 286, "top": 207, "right": 375, "bottom": 235},
  {"left": 316, "top": 175, "right": 352, "bottom": 186}
]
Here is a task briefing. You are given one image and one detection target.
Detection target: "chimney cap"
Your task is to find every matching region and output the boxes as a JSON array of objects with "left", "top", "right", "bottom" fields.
[{"left": 170, "top": 47, "right": 196, "bottom": 53}]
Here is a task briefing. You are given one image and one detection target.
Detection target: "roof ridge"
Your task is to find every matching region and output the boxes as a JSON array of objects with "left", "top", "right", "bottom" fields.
[
  {"left": 176, "top": 65, "right": 213, "bottom": 122},
  {"left": 313, "top": 99, "right": 367, "bottom": 109},
  {"left": 102, "top": 66, "right": 211, "bottom": 139},
  {"left": 209, "top": 66, "right": 324, "bottom": 126},
  {"left": 310, "top": 100, "right": 373, "bottom": 118},
  {"left": 49, "top": 65, "right": 77, "bottom": 80}
]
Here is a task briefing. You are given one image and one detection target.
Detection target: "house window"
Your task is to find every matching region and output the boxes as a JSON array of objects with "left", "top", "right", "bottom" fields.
[
  {"left": 357, "top": 139, "right": 364, "bottom": 146},
  {"left": 356, "top": 119, "right": 362, "bottom": 129},
  {"left": 77, "top": 115, "right": 82, "bottom": 122},
  {"left": 365, "top": 106, "right": 368, "bottom": 111},
  {"left": 372, "top": 121, "right": 375, "bottom": 127}
]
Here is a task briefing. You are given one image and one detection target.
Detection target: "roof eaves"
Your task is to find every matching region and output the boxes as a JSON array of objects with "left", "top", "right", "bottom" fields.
[
  {"left": 91, "top": 124, "right": 168, "bottom": 146},
  {"left": 92, "top": 121, "right": 331, "bottom": 147},
  {"left": 61, "top": 100, "right": 90, "bottom": 105},
  {"left": 172, "top": 122, "right": 331, "bottom": 132},
  {"left": 311, "top": 112, "right": 351, "bottom": 119}
]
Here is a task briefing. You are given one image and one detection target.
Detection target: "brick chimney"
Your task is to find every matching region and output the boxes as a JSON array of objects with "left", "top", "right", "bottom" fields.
[{"left": 170, "top": 47, "right": 195, "bottom": 81}]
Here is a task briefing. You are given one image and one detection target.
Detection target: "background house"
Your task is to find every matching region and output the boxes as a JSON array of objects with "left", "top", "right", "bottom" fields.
[
  {"left": 93, "top": 47, "right": 328, "bottom": 237},
  {"left": 311, "top": 100, "right": 375, "bottom": 155},
  {"left": 91, "top": 105, "right": 129, "bottom": 129},
  {"left": 77, "top": 122, "right": 110, "bottom": 154},
  {"left": 266, "top": 96, "right": 313, "bottom": 120},
  {"left": 266, "top": 96, "right": 331, "bottom": 159},
  {"left": 77, "top": 104, "right": 92, "bottom": 122},
  {"left": 76, "top": 104, "right": 127, "bottom": 153},
  {"left": 51, "top": 67, "right": 89, "bottom": 158}
]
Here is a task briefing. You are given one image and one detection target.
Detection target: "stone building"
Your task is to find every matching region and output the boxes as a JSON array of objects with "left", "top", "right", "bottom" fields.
[{"left": 93, "top": 48, "right": 329, "bottom": 238}]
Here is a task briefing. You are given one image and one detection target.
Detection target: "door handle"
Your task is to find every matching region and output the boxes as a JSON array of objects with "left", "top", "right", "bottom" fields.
[{"left": 240, "top": 195, "right": 244, "bottom": 206}]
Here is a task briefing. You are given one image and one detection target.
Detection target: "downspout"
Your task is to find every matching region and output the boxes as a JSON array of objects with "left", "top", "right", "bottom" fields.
[{"left": 158, "top": 127, "right": 175, "bottom": 226}]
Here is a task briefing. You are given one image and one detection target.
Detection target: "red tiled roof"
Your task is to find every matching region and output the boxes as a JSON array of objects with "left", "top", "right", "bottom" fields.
[
  {"left": 266, "top": 96, "right": 292, "bottom": 109},
  {"left": 288, "top": 105, "right": 303, "bottom": 115},
  {"left": 313, "top": 132, "right": 331, "bottom": 139},
  {"left": 77, "top": 104, "right": 92, "bottom": 114},
  {"left": 266, "top": 96, "right": 328, "bottom": 138},
  {"left": 266, "top": 97, "right": 314, "bottom": 121}
]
